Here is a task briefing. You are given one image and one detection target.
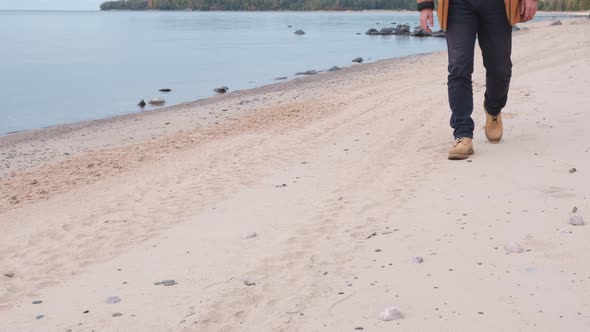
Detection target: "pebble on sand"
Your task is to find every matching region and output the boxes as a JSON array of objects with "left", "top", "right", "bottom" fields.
[
  {"left": 32, "top": 300, "right": 43, "bottom": 304},
  {"left": 3, "top": 273, "right": 15, "bottom": 278},
  {"left": 113, "top": 312, "right": 123, "bottom": 317},
  {"left": 569, "top": 216, "right": 585, "bottom": 226},
  {"left": 504, "top": 242, "right": 524, "bottom": 253},
  {"left": 162, "top": 280, "right": 178, "bottom": 286},
  {"left": 244, "top": 280, "right": 256, "bottom": 286},
  {"left": 241, "top": 232, "right": 257, "bottom": 239},
  {"left": 411, "top": 256, "right": 424, "bottom": 264},
  {"left": 107, "top": 296, "right": 122, "bottom": 304},
  {"left": 378, "top": 307, "right": 403, "bottom": 321},
  {"left": 35, "top": 315, "right": 44, "bottom": 320},
  {"left": 352, "top": 57, "right": 364, "bottom": 63},
  {"left": 569, "top": 168, "right": 577, "bottom": 173}
]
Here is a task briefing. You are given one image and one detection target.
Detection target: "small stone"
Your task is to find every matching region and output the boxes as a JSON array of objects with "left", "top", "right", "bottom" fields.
[
  {"left": 113, "top": 312, "right": 123, "bottom": 317},
  {"left": 162, "top": 280, "right": 178, "bottom": 286},
  {"left": 375, "top": 249, "right": 382, "bottom": 252},
  {"left": 241, "top": 232, "right": 257, "bottom": 239},
  {"left": 244, "top": 280, "right": 256, "bottom": 286},
  {"left": 328, "top": 66, "right": 341, "bottom": 72},
  {"left": 138, "top": 99, "right": 146, "bottom": 108},
  {"left": 3, "top": 273, "right": 15, "bottom": 278},
  {"left": 573, "top": 207, "right": 578, "bottom": 213},
  {"left": 550, "top": 20, "right": 563, "bottom": 26},
  {"left": 569, "top": 168, "right": 577, "bottom": 173},
  {"left": 411, "top": 256, "right": 424, "bottom": 264},
  {"left": 159, "top": 88, "right": 172, "bottom": 92},
  {"left": 106, "top": 296, "right": 121, "bottom": 304},
  {"left": 32, "top": 300, "right": 42, "bottom": 304},
  {"left": 35, "top": 315, "right": 44, "bottom": 320},
  {"left": 355, "top": 328, "right": 364, "bottom": 330},
  {"left": 352, "top": 57, "right": 364, "bottom": 63},
  {"left": 148, "top": 98, "right": 165, "bottom": 106},
  {"left": 569, "top": 216, "right": 585, "bottom": 226},
  {"left": 504, "top": 242, "right": 524, "bottom": 253},
  {"left": 83, "top": 310, "right": 90, "bottom": 314},
  {"left": 378, "top": 307, "right": 403, "bottom": 321},
  {"left": 294, "top": 29, "right": 306, "bottom": 35}
]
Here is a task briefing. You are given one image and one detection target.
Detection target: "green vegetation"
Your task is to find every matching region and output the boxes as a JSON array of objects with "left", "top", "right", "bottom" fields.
[
  {"left": 100, "top": 0, "right": 418, "bottom": 11},
  {"left": 100, "top": 0, "right": 590, "bottom": 11},
  {"left": 539, "top": 0, "right": 590, "bottom": 11}
]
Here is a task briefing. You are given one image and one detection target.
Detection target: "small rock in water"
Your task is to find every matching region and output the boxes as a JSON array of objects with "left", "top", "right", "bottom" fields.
[
  {"left": 241, "top": 232, "right": 257, "bottom": 239},
  {"left": 162, "top": 280, "right": 178, "bottom": 286},
  {"left": 112, "top": 312, "right": 123, "bottom": 317},
  {"left": 214, "top": 86, "right": 229, "bottom": 94},
  {"left": 148, "top": 98, "right": 165, "bottom": 106},
  {"left": 244, "top": 280, "right": 256, "bottom": 286},
  {"left": 137, "top": 99, "right": 146, "bottom": 108},
  {"left": 504, "top": 242, "right": 524, "bottom": 253},
  {"left": 294, "top": 29, "right": 306, "bottom": 35},
  {"left": 35, "top": 315, "right": 44, "bottom": 320},
  {"left": 274, "top": 76, "right": 288, "bottom": 81},
  {"left": 106, "top": 296, "right": 121, "bottom": 304},
  {"left": 569, "top": 216, "right": 585, "bottom": 226},
  {"left": 159, "top": 88, "right": 172, "bottom": 92},
  {"left": 327, "top": 66, "right": 341, "bottom": 72},
  {"left": 411, "top": 256, "right": 424, "bottom": 264},
  {"left": 550, "top": 20, "right": 563, "bottom": 26},
  {"left": 3, "top": 273, "right": 15, "bottom": 278},
  {"left": 352, "top": 57, "right": 364, "bottom": 63},
  {"left": 295, "top": 70, "right": 318, "bottom": 76},
  {"left": 569, "top": 168, "right": 577, "bottom": 173},
  {"left": 32, "top": 300, "right": 43, "bottom": 305},
  {"left": 378, "top": 306, "right": 403, "bottom": 321}
]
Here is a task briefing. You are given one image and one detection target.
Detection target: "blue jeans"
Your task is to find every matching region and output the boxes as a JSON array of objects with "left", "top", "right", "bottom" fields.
[{"left": 446, "top": 0, "right": 513, "bottom": 139}]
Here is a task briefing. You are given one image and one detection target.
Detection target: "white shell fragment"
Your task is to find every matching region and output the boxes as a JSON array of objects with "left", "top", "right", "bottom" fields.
[
  {"left": 569, "top": 216, "right": 585, "bottom": 226},
  {"left": 504, "top": 242, "right": 524, "bottom": 253},
  {"left": 378, "top": 307, "right": 403, "bottom": 321}
]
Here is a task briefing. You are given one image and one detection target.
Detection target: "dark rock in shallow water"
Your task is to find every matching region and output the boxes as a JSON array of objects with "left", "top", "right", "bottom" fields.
[
  {"left": 274, "top": 76, "right": 288, "bottom": 81},
  {"left": 366, "top": 28, "right": 380, "bottom": 35},
  {"left": 328, "top": 66, "right": 341, "bottom": 72},
  {"left": 159, "top": 88, "right": 172, "bottom": 93},
  {"left": 550, "top": 20, "right": 562, "bottom": 26},
  {"left": 138, "top": 99, "right": 146, "bottom": 108},
  {"left": 214, "top": 86, "right": 229, "bottom": 94},
  {"left": 412, "top": 26, "right": 432, "bottom": 37},
  {"left": 379, "top": 27, "right": 395, "bottom": 35},
  {"left": 432, "top": 29, "right": 446, "bottom": 37},
  {"left": 295, "top": 70, "right": 318, "bottom": 76},
  {"left": 352, "top": 57, "right": 364, "bottom": 63},
  {"left": 395, "top": 24, "right": 411, "bottom": 35},
  {"left": 294, "top": 29, "right": 305, "bottom": 35}
]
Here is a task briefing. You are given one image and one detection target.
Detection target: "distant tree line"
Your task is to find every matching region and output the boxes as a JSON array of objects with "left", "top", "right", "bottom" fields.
[
  {"left": 100, "top": 0, "right": 590, "bottom": 11},
  {"left": 100, "top": 0, "right": 419, "bottom": 11},
  {"left": 539, "top": 0, "right": 590, "bottom": 11}
]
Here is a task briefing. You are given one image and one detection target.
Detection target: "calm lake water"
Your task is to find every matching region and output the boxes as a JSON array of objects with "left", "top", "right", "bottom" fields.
[{"left": 0, "top": 10, "right": 570, "bottom": 134}]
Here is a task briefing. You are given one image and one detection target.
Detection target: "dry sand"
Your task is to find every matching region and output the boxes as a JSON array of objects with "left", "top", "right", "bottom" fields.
[{"left": 1, "top": 18, "right": 590, "bottom": 332}]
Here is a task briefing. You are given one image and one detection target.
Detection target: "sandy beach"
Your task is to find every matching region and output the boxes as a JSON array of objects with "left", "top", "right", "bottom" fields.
[{"left": 1, "top": 17, "right": 590, "bottom": 331}]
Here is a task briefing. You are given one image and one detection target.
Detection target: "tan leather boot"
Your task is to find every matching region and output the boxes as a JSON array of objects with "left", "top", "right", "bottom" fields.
[
  {"left": 448, "top": 137, "right": 474, "bottom": 160},
  {"left": 484, "top": 105, "right": 503, "bottom": 143}
]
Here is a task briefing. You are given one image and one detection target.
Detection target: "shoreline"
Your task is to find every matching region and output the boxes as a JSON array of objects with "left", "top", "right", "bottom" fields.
[{"left": 1, "top": 17, "right": 590, "bottom": 331}]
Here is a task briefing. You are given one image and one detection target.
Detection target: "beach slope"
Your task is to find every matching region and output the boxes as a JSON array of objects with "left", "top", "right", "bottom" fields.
[{"left": 1, "top": 18, "right": 590, "bottom": 331}]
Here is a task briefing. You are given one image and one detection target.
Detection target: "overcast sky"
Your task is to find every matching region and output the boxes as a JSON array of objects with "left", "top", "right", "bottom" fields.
[{"left": 0, "top": 0, "right": 103, "bottom": 10}]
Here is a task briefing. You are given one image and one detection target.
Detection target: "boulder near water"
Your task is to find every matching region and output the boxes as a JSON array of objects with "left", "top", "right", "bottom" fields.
[{"left": 214, "top": 86, "right": 229, "bottom": 94}]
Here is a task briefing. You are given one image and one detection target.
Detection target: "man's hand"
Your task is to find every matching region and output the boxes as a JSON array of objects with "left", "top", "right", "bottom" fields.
[
  {"left": 420, "top": 9, "right": 435, "bottom": 33},
  {"left": 520, "top": 0, "right": 538, "bottom": 22}
]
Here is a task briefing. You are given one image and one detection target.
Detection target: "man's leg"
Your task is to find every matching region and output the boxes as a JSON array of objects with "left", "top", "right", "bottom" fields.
[
  {"left": 446, "top": 0, "right": 478, "bottom": 139},
  {"left": 477, "top": 0, "right": 513, "bottom": 116}
]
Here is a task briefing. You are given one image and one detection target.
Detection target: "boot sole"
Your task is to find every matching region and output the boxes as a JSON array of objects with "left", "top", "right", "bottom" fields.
[{"left": 448, "top": 149, "right": 475, "bottom": 160}]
